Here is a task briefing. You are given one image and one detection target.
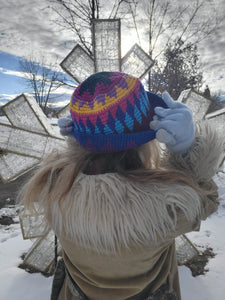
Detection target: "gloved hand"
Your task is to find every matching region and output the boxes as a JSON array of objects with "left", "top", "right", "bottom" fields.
[
  {"left": 58, "top": 115, "right": 74, "bottom": 136},
  {"left": 150, "top": 92, "right": 195, "bottom": 154}
]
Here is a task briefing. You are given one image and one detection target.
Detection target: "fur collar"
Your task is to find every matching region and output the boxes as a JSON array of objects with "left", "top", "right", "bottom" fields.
[{"left": 49, "top": 172, "right": 201, "bottom": 254}]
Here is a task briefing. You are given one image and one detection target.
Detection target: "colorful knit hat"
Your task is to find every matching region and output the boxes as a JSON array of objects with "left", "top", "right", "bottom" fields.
[{"left": 68, "top": 72, "right": 168, "bottom": 152}]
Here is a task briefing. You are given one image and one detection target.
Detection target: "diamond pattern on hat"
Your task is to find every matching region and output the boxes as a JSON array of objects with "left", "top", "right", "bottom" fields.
[
  {"left": 69, "top": 72, "right": 166, "bottom": 152},
  {"left": 72, "top": 76, "right": 151, "bottom": 136}
]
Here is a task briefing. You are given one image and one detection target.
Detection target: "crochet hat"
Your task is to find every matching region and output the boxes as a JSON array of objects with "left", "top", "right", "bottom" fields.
[{"left": 69, "top": 72, "right": 167, "bottom": 152}]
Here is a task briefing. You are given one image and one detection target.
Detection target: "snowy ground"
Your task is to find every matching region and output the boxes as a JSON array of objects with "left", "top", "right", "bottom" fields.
[{"left": 0, "top": 170, "right": 225, "bottom": 300}]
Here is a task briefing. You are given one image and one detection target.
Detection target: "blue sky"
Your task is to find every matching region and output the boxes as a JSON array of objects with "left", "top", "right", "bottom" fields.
[
  {"left": 0, "top": 52, "right": 28, "bottom": 95},
  {"left": 0, "top": 51, "right": 74, "bottom": 107}
]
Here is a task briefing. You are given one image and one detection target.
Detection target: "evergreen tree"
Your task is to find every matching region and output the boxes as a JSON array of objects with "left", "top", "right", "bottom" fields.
[{"left": 150, "top": 41, "right": 202, "bottom": 99}]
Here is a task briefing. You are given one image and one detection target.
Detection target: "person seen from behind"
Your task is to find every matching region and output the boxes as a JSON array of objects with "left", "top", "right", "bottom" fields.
[{"left": 19, "top": 72, "right": 225, "bottom": 300}]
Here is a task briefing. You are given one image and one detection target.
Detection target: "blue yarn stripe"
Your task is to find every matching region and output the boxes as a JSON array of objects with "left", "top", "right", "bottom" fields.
[
  {"left": 124, "top": 112, "right": 134, "bottom": 131},
  {"left": 86, "top": 126, "right": 91, "bottom": 134},
  {"left": 94, "top": 125, "right": 101, "bottom": 134},
  {"left": 115, "top": 118, "right": 124, "bottom": 133},
  {"left": 134, "top": 105, "right": 142, "bottom": 125},
  {"left": 139, "top": 94, "right": 147, "bottom": 117},
  {"left": 104, "top": 124, "right": 114, "bottom": 134}
]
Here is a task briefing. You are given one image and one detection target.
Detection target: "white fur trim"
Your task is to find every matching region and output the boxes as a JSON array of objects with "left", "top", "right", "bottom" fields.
[
  {"left": 48, "top": 173, "right": 201, "bottom": 254},
  {"left": 164, "top": 121, "right": 225, "bottom": 182}
]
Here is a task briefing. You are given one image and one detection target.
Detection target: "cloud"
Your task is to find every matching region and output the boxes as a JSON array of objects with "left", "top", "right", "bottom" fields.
[
  {"left": 0, "top": 67, "right": 29, "bottom": 79},
  {"left": 0, "top": 0, "right": 72, "bottom": 58},
  {"left": 0, "top": 0, "right": 225, "bottom": 94}
]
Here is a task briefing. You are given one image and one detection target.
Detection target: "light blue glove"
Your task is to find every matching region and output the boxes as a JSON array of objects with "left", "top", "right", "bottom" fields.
[
  {"left": 58, "top": 115, "right": 74, "bottom": 136},
  {"left": 150, "top": 92, "right": 195, "bottom": 154}
]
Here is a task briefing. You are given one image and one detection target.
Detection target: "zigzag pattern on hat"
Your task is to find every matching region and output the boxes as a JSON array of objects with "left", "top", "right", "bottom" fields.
[
  {"left": 71, "top": 83, "right": 150, "bottom": 135},
  {"left": 70, "top": 74, "right": 137, "bottom": 114}
]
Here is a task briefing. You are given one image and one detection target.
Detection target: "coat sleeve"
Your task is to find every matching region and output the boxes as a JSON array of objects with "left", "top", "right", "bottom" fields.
[
  {"left": 162, "top": 121, "right": 224, "bottom": 236},
  {"left": 163, "top": 121, "right": 224, "bottom": 183},
  {"left": 171, "top": 181, "right": 219, "bottom": 238}
]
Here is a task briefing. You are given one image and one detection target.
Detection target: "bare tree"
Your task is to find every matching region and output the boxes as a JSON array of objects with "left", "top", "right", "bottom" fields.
[
  {"left": 137, "top": 0, "right": 221, "bottom": 90},
  {"left": 140, "top": 0, "right": 220, "bottom": 58},
  {"left": 49, "top": 0, "right": 132, "bottom": 55},
  {"left": 49, "top": 0, "right": 221, "bottom": 59},
  {"left": 19, "top": 55, "right": 71, "bottom": 111}
]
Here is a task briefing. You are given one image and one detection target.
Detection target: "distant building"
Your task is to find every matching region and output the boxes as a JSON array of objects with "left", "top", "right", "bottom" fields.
[{"left": 203, "top": 85, "right": 211, "bottom": 99}]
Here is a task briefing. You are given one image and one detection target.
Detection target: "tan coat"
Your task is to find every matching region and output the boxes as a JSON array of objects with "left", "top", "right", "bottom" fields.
[{"left": 47, "top": 122, "right": 224, "bottom": 300}]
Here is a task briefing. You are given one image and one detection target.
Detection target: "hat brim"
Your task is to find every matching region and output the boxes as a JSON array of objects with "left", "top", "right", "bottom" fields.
[{"left": 146, "top": 91, "right": 168, "bottom": 110}]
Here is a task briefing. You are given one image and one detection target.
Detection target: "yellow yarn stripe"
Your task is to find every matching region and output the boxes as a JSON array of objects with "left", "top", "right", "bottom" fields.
[{"left": 70, "top": 76, "right": 137, "bottom": 115}]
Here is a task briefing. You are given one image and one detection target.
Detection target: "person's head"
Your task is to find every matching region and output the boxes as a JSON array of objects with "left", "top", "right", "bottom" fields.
[
  {"left": 67, "top": 71, "right": 167, "bottom": 151},
  {"left": 59, "top": 71, "right": 168, "bottom": 173}
]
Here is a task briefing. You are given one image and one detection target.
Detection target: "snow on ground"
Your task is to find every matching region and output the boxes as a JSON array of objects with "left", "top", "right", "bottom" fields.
[
  {"left": 180, "top": 171, "right": 225, "bottom": 300},
  {"left": 0, "top": 207, "right": 53, "bottom": 299},
  {"left": 0, "top": 171, "right": 225, "bottom": 300}
]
